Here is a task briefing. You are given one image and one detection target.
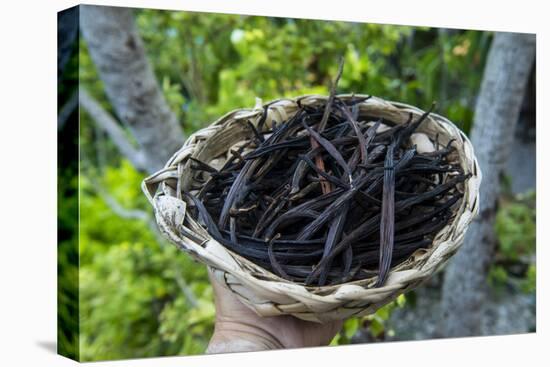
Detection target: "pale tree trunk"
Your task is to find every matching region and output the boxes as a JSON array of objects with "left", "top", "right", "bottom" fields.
[
  {"left": 80, "top": 5, "right": 185, "bottom": 173},
  {"left": 440, "top": 32, "right": 535, "bottom": 337},
  {"left": 79, "top": 88, "right": 149, "bottom": 171}
]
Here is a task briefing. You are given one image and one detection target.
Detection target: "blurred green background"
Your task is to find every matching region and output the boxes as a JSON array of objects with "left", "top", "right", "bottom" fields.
[{"left": 57, "top": 8, "right": 535, "bottom": 361}]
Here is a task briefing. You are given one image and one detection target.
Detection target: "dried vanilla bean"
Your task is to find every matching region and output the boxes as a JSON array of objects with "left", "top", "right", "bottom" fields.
[{"left": 186, "top": 95, "right": 466, "bottom": 287}]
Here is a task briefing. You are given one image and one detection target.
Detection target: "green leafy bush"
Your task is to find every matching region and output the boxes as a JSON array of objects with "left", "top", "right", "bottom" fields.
[
  {"left": 495, "top": 191, "right": 536, "bottom": 261},
  {"left": 330, "top": 294, "right": 406, "bottom": 345},
  {"left": 78, "top": 161, "right": 213, "bottom": 361},
  {"left": 132, "top": 10, "right": 489, "bottom": 134},
  {"left": 490, "top": 191, "right": 536, "bottom": 292}
]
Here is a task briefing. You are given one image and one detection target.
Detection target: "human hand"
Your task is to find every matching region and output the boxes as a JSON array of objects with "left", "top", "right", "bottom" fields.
[{"left": 206, "top": 269, "right": 343, "bottom": 354}]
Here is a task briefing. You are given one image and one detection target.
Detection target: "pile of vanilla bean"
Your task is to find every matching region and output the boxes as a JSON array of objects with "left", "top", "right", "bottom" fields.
[{"left": 186, "top": 97, "right": 468, "bottom": 287}]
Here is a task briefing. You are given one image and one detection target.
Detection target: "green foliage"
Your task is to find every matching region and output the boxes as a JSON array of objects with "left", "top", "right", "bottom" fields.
[
  {"left": 488, "top": 265, "right": 509, "bottom": 290},
  {"left": 58, "top": 35, "right": 80, "bottom": 359},
  {"left": 77, "top": 161, "right": 213, "bottom": 361},
  {"left": 364, "top": 294, "right": 406, "bottom": 340},
  {"left": 132, "top": 10, "right": 489, "bottom": 135},
  {"left": 57, "top": 168, "right": 80, "bottom": 359},
  {"left": 331, "top": 294, "right": 406, "bottom": 345},
  {"left": 495, "top": 191, "right": 536, "bottom": 262},
  {"left": 521, "top": 265, "right": 536, "bottom": 294},
  {"left": 490, "top": 191, "right": 536, "bottom": 292}
]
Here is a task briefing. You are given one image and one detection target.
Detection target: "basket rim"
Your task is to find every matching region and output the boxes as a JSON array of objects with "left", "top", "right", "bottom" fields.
[{"left": 142, "top": 93, "right": 481, "bottom": 301}]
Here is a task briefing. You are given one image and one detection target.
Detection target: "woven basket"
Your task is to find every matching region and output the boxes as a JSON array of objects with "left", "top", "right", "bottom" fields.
[{"left": 142, "top": 94, "right": 481, "bottom": 323}]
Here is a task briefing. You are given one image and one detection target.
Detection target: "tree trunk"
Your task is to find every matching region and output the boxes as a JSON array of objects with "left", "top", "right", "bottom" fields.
[
  {"left": 80, "top": 5, "right": 185, "bottom": 173},
  {"left": 439, "top": 32, "right": 535, "bottom": 337},
  {"left": 79, "top": 88, "right": 149, "bottom": 171}
]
